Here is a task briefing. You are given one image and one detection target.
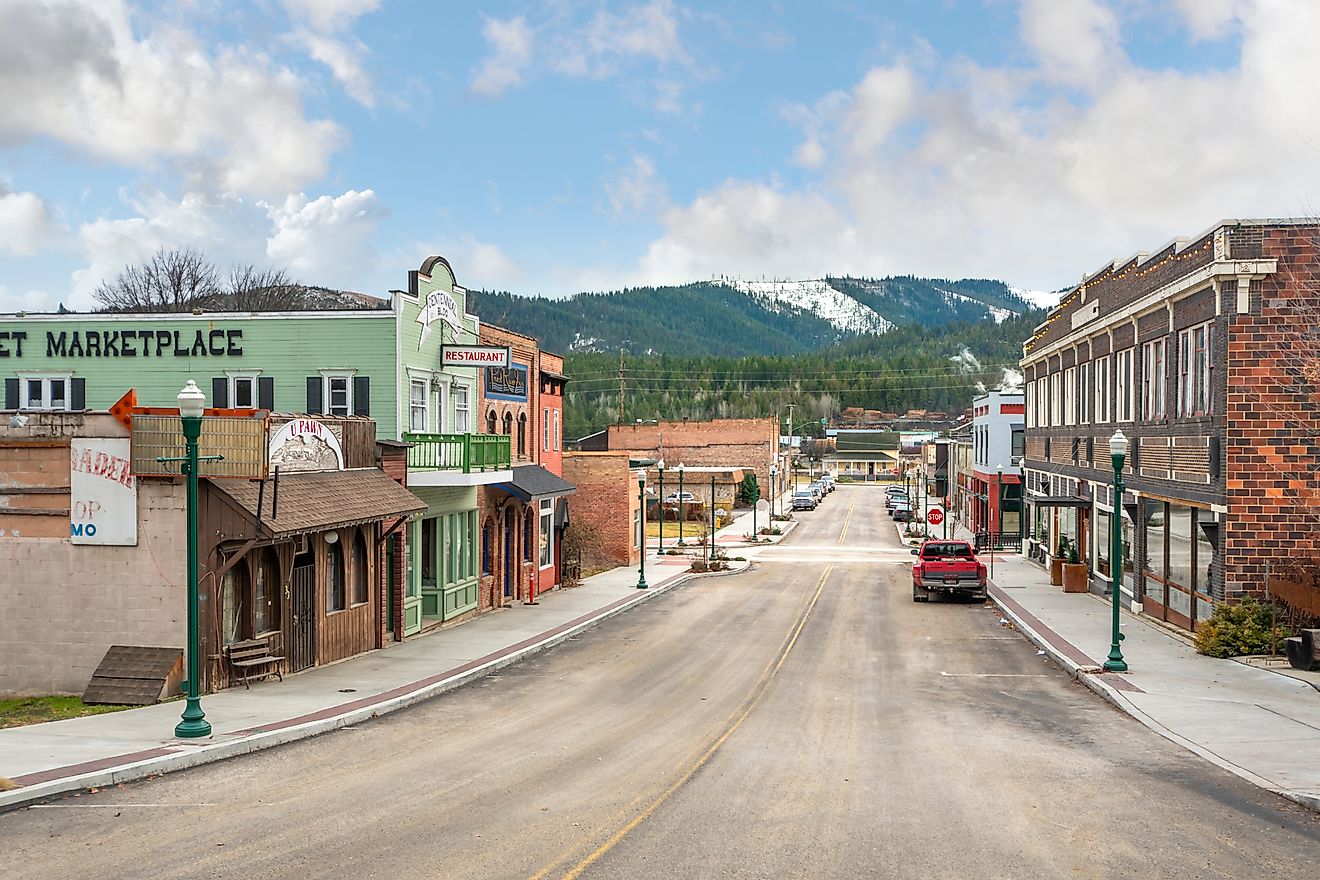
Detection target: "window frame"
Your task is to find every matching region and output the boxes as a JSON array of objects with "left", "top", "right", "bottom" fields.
[
  {"left": 1063, "top": 366, "right": 1076, "bottom": 426},
  {"left": 1094, "top": 355, "right": 1110, "bottom": 424},
  {"left": 352, "top": 531, "right": 370, "bottom": 606},
  {"left": 1141, "top": 338, "right": 1167, "bottom": 421},
  {"left": 453, "top": 384, "right": 470, "bottom": 433},
  {"left": 408, "top": 375, "right": 429, "bottom": 433},
  {"left": 226, "top": 369, "right": 262, "bottom": 410},
  {"left": 18, "top": 371, "right": 74, "bottom": 411},
  {"left": 327, "top": 535, "right": 347, "bottom": 613},
  {"left": 254, "top": 547, "right": 281, "bottom": 636},
  {"left": 319, "top": 369, "right": 357, "bottom": 418},
  {"left": 539, "top": 498, "right": 554, "bottom": 569}
]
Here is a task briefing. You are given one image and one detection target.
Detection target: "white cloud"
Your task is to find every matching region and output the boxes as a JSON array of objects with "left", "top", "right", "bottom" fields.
[
  {"left": 634, "top": 0, "right": 1320, "bottom": 294},
  {"left": 1174, "top": 0, "right": 1246, "bottom": 41},
  {"left": 553, "top": 0, "right": 691, "bottom": 79},
  {"left": 293, "top": 30, "right": 374, "bottom": 106},
  {"left": 0, "top": 188, "right": 63, "bottom": 256},
  {"left": 0, "top": 285, "right": 58, "bottom": 313},
  {"left": 0, "top": 0, "right": 343, "bottom": 196},
  {"left": 471, "top": 16, "right": 534, "bottom": 98},
  {"left": 266, "top": 190, "right": 389, "bottom": 284},
  {"left": 604, "top": 155, "right": 668, "bottom": 215},
  {"left": 66, "top": 189, "right": 388, "bottom": 310},
  {"left": 280, "top": 0, "right": 381, "bottom": 34}
]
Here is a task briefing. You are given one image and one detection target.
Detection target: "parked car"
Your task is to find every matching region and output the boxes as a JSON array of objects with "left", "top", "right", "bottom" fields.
[
  {"left": 891, "top": 503, "right": 913, "bottom": 522},
  {"left": 808, "top": 481, "right": 825, "bottom": 501},
  {"left": 665, "top": 491, "right": 697, "bottom": 504},
  {"left": 820, "top": 476, "right": 835, "bottom": 492},
  {"left": 792, "top": 490, "right": 817, "bottom": 510},
  {"left": 910, "top": 540, "right": 988, "bottom": 602},
  {"left": 886, "top": 492, "right": 909, "bottom": 510}
]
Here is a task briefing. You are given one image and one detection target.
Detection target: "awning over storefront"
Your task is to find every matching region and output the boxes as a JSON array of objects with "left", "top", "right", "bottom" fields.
[
  {"left": 491, "top": 465, "right": 577, "bottom": 502},
  {"left": 211, "top": 468, "right": 427, "bottom": 538},
  {"left": 1025, "top": 495, "right": 1090, "bottom": 508}
]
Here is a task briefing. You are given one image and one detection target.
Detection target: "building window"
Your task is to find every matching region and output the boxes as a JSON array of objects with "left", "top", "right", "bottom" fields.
[
  {"left": 524, "top": 511, "right": 534, "bottom": 562},
  {"left": 482, "top": 519, "right": 494, "bottom": 574},
  {"left": 1094, "top": 356, "right": 1110, "bottom": 423},
  {"left": 453, "top": 385, "right": 470, "bottom": 433},
  {"left": 409, "top": 377, "right": 429, "bottom": 432},
  {"left": 487, "top": 409, "right": 497, "bottom": 434},
  {"left": 254, "top": 548, "right": 281, "bottom": 634},
  {"left": 1141, "top": 338, "right": 1167, "bottom": 420},
  {"left": 554, "top": 410, "right": 560, "bottom": 450},
  {"left": 221, "top": 561, "right": 248, "bottom": 644},
  {"left": 1115, "top": 349, "right": 1134, "bottom": 422},
  {"left": 1079, "top": 363, "right": 1090, "bottom": 425},
  {"left": 320, "top": 371, "right": 355, "bottom": 417},
  {"left": 19, "top": 373, "right": 72, "bottom": 411},
  {"left": 353, "top": 531, "right": 369, "bottom": 605},
  {"left": 1011, "top": 428, "right": 1024, "bottom": 460},
  {"left": 539, "top": 499, "right": 554, "bottom": 567},
  {"left": 1049, "top": 372, "right": 1061, "bottom": 426},
  {"left": 503, "top": 411, "right": 513, "bottom": 436},
  {"left": 543, "top": 408, "right": 550, "bottom": 451},
  {"left": 1063, "top": 366, "right": 1076, "bottom": 426},
  {"left": 1178, "top": 323, "right": 1213, "bottom": 417},
  {"left": 518, "top": 413, "right": 527, "bottom": 457},
  {"left": 421, "top": 518, "right": 437, "bottom": 587},
  {"left": 327, "top": 536, "right": 346, "bottom": 612}
]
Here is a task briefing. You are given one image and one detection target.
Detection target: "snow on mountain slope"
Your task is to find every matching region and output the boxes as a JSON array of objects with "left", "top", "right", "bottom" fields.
[
  {"left": 935, "top": 286, "right": 1014, "bottom": 323},
  {"left": 1010, "top": 286, "right": 1060, "bottom": 310},
  {"left": 720, "top": 279, "right": 894, "bottom": 335}
]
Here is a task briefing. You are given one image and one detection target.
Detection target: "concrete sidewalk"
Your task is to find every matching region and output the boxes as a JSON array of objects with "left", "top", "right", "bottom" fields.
[
  {"left": 0, "top": 546, "right": 740, "bottom": 811},
  {"left": 960, "top": 524, "right": 1320, "bottom": 812}
]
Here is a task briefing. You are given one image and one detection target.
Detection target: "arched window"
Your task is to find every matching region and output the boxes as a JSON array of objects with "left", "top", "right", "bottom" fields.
[
  {"left": 221, "top": 559, "right": 249, "bottom": 644},
  {"left": 502, "top": 411, "right": 513, "bottom": 435},
  {"left": 517, "top": 413, "right": 527, "bottom": 457},
  {"left": 327, "top": 535, "right": 346, "bottom": 612},
  {"left": 352, "top": 531, "right": 369, "bottom": 605},
  {"left": 524, "top": 510, "right": 533, "bottom": 561},
  {"left": 255, "top": 547, "right": 281, "bottom": 634},
  {"left": 482, "top": 518, "right": 495, "bottom": 574},
  {"left": 487, "top": 409, "right": 497, "bottom": 434}
]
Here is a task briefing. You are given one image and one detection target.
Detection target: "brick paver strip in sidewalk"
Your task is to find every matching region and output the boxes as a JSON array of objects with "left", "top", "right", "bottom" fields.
[
  {"left": 990, "top": 582, "right": 1102, "bottom": 670},
  {"left": 12, "top": 747, "right": 179, "bottom": 787}
]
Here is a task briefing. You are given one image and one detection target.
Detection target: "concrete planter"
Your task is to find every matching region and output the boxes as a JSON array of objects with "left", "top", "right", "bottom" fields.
[
  {"left": 1062, "top": 563, "right": 1089, "bottom": 593},
  {"left": 1050, "top": 557, "right": 1065, "bottom": 586}
]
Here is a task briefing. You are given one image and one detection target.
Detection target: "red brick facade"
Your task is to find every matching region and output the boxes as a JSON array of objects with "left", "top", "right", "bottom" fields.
[{"left": 561, "top": 452, "right": 642, "bottom": 569}]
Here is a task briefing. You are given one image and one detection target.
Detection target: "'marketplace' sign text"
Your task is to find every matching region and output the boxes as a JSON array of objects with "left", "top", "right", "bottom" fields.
[{"left": 0, "top": 328, "right": 244, "bottom": 359}]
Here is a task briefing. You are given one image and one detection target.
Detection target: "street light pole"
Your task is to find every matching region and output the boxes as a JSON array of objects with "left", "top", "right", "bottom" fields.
[
  {"left": 1104, "top": 430, "right": 1129, "bottom": 672},
  {"left": 636, "top": 474, "right": 649, "bottom": 589},
  {"left": 174, "top": 380, "right": 211, "bottom": 739},
  {"left": 677, "top": 462, "right": 686, "bottom": 546},
  {"left": 657, "top": 459, "right": 665, "bottom": 555},
  {"left": 769, "top": 464, "right": 778, "bottom": 520},
  {"left": 709, "top": 474, "right": 718, "bottom": 561}
]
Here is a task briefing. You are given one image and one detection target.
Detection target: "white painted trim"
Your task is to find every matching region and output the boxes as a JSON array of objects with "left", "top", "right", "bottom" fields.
[
  {"left": 408, "top": 469, "right": 513, "bottom": 488},
  {"left": 2, "top": 310, "right": 393, "bottom": 322}
]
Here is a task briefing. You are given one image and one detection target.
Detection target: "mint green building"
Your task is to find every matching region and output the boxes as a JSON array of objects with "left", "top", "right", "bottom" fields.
[{"left": 2, "top": 256, "right": 511, "bottom": 639}]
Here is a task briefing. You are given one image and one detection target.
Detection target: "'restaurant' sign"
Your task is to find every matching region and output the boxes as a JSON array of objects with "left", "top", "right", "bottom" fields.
[{"left": 442, "top": 345, "right": 510, "bottom": 368}]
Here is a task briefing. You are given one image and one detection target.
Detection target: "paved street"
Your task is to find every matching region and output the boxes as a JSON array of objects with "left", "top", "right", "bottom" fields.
[{"left": 6, "top": 484, "right": 1319, "bottom": 879}]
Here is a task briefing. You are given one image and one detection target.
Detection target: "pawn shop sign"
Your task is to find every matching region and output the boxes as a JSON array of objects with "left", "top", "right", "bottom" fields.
[{"left": 926, "top": 507, "right": 944, "bottom": 526}]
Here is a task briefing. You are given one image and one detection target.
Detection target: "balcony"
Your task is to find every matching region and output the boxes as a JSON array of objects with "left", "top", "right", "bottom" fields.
[{"left": 402, "top": 433, "right": 512, "bottom": 487}]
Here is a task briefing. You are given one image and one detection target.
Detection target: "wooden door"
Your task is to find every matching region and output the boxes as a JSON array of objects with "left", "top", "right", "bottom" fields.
[{"left": 291, "top": 562, "right": 316, "bottom": 672}]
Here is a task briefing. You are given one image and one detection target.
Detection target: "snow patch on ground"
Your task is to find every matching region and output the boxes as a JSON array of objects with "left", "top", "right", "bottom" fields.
[
  {"left": 720, "top": 278, "right": 893, "bottom": 335},
  {"left": 570, "top": 332, "right": 602, "bottom": 352}
]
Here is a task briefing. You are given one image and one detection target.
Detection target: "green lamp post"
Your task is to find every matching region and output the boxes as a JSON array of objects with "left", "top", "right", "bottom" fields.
[
  {"left": 636, "top": 473, "right": 649, "bottom": 589},
  {"left": 677, "top": 461, "right": 686, "bottom": 546},
  {"left": 709, "top": 473, "right": 718, "bottom": 561},
  {"left": 769, "top": 463, "right": 778, "bottom": 519},
  {"left": 1104, "top": 430, "right": 1129, "bottom": 672},
  {"left": 656, "top": 459, "right": 666, "bottom": 554},
  {"left": 175, "top": 380, "right": 212, "bottom": 738}
]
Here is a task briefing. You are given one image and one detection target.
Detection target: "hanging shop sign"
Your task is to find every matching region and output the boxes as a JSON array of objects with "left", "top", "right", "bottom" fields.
[
  {"left": 70, "top": 437, "right": 138, "bottom": 545},
  {"left": 442, "top": 345, "right": 510, "bottom": 368},
  {"left": 268, "top": 418, "right": 345, "bottom": 472},
  {"left": 416, "top": 289, "right": 463, "bottom": 347},
  {"left": 485, "top": 363, "right": 529, "bottom": 402}
]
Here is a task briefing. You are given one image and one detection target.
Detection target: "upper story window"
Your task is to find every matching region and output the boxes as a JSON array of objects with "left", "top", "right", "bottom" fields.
[
  {"left": 313, "top": 369, "right": 361, "bottom": 418},
  {"left": 1078, "top": 363, "right": 1090, "bottom": 425},
  {"left": 18, "top": 372, "right": 73, "bottom": 411},
  {"left": 409, "top": 377, "right": 428, "bottom": 432},
  {"left": 1177, "top": 322, "right": 1213, "bottom": 417},
  {"left": 1115, "top": 349, "right": 1134, "bottom": 422},
  {"left": 1094, "top": 356, "right": 1111, "bottom": 424},
  {"left": 453, "top": 385, "right": 470, "bottom": 433},
  {"left": 1049, "top": 372, "right": 1061, "bottom": 427},
  {"left": 517, "top": 413, "right": 527, "bottom": 457},
  {"left": 1063, "top": 366, "right": 1076, "bottom": 426},
  {"left": 486, "top": 409, "right": 497, "bottom": 434},
  {"left": 554, "top": 409, "right": 561, "bottom": 451},
  {"left": 224, "top": 370, "right": 261, "bottom": 409},
  {"left": 543, "top": 408, "right": 550, "bottom": 451},
  {"left": 1141, "top": 338, "right": 1167, "bottom": 420}
]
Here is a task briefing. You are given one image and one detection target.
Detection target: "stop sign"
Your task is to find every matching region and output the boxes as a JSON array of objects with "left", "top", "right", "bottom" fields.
[{"left": 926, "top": 507, "right": 944, "bottom": 526}]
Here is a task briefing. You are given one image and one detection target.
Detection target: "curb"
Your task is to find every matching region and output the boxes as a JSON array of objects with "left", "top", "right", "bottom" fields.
[
  {"left": 0, "top": 566, "right": 717, "bottom": 813},
  {"left": 986, "top": 582, "right": 1320, "bottom": 815}
]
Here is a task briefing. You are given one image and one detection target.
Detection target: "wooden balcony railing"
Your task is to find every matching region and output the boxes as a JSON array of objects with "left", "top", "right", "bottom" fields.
[{"left": 402, "top": 433, "right": 511, "bottom": 472}]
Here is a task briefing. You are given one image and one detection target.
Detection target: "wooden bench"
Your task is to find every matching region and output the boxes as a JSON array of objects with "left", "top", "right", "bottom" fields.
[
  {"left": 223, "top": 638, "right": 285, "bottom": 689},
  {"left": 1285, "top": 629, "right": 1320, "bottom": 672}
]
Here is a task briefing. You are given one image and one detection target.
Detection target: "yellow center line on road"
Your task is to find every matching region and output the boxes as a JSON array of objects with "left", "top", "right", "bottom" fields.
[
  {"left": 530, "top": 564, "right": 835, "bottom": 880},
  {"left": 837, "top": 497, "right": 856, "bottom": 544}
]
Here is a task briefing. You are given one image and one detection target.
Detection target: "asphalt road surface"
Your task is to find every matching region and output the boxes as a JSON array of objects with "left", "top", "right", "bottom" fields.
[{"left": 6, "top": 484, "right": 1319, "bottom": 879}]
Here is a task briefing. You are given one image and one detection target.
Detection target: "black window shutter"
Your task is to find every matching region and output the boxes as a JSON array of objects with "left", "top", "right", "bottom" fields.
[
  {"left": 70, "top": 378, "right": 86, "bottom": 411},
  {"left": 353, "top": 376, "right": 370, "bottom": 416},
  {"left": 306, "top": 377, "right": 323, "bottom": 414},
  {"left": 258, "top": 376, "right": 275, "bottom": 411},
  {"left": 211, "top": 377, "right": 229, "bottom": 409},
  {"left": 4, "top": 377, "right": 17, "bottom": 410}
]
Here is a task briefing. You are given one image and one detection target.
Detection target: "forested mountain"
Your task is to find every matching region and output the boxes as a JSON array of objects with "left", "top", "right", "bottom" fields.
[{"left": 469, "top": 275, "right": 1043, "bottom": 358}]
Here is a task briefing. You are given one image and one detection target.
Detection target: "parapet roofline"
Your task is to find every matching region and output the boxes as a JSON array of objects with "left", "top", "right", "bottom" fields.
[{"left": 1, "top": 309, "right": 395, "bottom": 321}]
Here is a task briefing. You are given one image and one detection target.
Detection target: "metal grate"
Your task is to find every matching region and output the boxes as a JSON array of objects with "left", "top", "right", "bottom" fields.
[{"left": 131, "top": 414, "right": 269, "bottom": 479}]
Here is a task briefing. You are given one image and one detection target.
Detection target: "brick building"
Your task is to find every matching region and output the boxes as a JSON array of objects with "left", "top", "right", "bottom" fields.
[
  {"left": 1021, "top": 219, "right": 1320, "bottom": 631},
  {"left": 475, "top": 325, "right": 572, "bottom": 608},
  {"left": 577, "top": 417, "right": 777, "bottom": 504},
  {"left": 560, "top": 452, "right": 644, "bottom": 570},
  {"left": 966, "top": 391, "right": 1024, "bottom": 537}
]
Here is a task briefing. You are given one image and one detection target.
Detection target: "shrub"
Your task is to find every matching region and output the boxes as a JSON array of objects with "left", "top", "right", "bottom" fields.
[
  {"left": 690, "top": 558, "right": 709, "bottom": 573},
  {"left": 1194, "top": 599, "right": 1290, "bottom": 658},
  {"left": 733, "top": 556, "right": 746, "bottom": 562}
]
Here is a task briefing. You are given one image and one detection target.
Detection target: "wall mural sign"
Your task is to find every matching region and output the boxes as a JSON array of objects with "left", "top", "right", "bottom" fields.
[
  {"left": 416, "top": 289, "right": 463, "bottom": 348},
  {"left": 70, "top": 437, "right": 138, "bottom": 545},
  {"left": 485, "top": 363, "right": 528, "bottom": 402},
  {"left": 268, "top": 418, "right": 345, "bottom": 472}
]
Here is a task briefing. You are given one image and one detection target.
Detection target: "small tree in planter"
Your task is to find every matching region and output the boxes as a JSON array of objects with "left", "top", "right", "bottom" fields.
[
  {"left": 1062, "top": 537, "right": 1089, "bottom": 593},
  {"left": 1050, "top": 537, "right": 1068, "bottom": 586}
]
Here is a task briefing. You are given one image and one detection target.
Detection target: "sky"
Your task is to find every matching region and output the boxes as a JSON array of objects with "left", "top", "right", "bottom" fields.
[{"left": 3, "top": 0, "right": 1320, "bottom": 313}]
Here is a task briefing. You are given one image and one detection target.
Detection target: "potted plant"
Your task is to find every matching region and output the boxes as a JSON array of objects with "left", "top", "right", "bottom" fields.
[
  {"left": 1062, "top": 539, "right": 1089, "bottom": 593},
  {"left": 1050, "top": 537, "right": 1067, "bottom": 586}
]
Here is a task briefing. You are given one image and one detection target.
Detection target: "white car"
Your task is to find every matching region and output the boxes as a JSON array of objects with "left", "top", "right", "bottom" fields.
[{"left": 664, "top": 492, "right": 697, "bottom": 504}]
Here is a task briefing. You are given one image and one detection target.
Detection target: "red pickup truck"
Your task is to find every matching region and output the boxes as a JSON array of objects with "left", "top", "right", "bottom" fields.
[{"left": 911, "top": 540, "right": 988, "bottom": 602}]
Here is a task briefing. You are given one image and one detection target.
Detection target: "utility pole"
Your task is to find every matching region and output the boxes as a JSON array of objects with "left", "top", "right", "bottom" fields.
[
  {"left": 618, "top": 348, "right": 625, "bottom": 424},
  {"left": 785, "top": 402, "right": 795, "bottom": 490}
]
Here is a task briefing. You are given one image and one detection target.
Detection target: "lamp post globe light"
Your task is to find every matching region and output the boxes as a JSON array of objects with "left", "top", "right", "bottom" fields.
[
  {"left": 656, "top": 459, "right": 666, "bottom": 554},
  {"left": 175, "top": 379, "right": 211, "bottom": 739},
  {"left": 710, "top": 474, "right": 718, "bottom": 561},
  {"left": 636, "top": 474, "right": 649, "bottom": 589},
  {"left": 769, "top": 464, "right": 778, "bottom": 519},
  {"left": 676, "top": 462, "right": 686, "bottom": 546},
  {"left": 1104, "top": 430, "right": 1129, "bottom": 672}
]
